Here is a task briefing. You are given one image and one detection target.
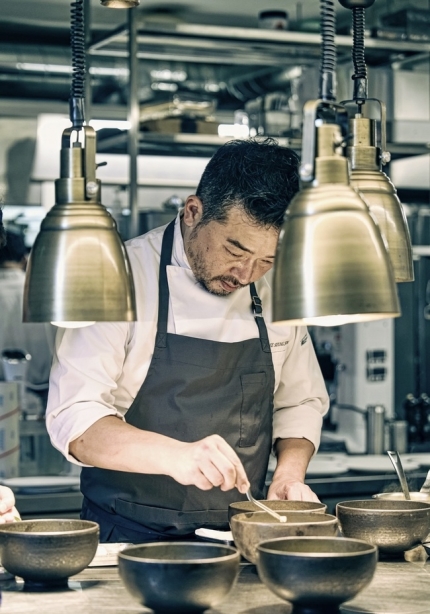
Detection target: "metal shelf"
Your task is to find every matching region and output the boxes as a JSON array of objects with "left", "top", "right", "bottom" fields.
[{"left": 90, "top": 22, "right": 430, "bottom": 66}]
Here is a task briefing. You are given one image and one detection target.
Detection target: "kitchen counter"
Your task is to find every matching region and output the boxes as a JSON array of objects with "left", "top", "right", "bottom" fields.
[{"left": 0, "top": 556, "right": 429, "bottom": 613}]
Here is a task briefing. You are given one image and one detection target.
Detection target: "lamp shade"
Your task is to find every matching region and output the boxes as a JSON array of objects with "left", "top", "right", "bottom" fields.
[
  {"left": 273, "top": 183, "right": 400, "bottom": 326},
  {"left": 272, "top": 123, "right": 400, "bottom": 327},
  {"left": 100, "top": 0, "right": 139, "bottom": 7},
  {"left": 23, "top": 126, "right": 137, "bottom": 325},
  {"left": 347, "top": 117, "right": 414, "bottom": 283},
  {"left": 23, "top": 201, "right": 136, "bottom": 323}
]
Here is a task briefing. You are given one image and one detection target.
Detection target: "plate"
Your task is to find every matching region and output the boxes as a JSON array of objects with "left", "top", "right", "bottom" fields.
[
  {"left": 403, "top": 454, "right": 430, "bottom": 468},
  {"left": 306, "top": 459, "right": 348, "bottom": 477},
  {"left": 0, "top": 476, "right": 81, "bottom": 494},
  {"left": 346, "top": 455, "right": 420, "bottom": 474}
]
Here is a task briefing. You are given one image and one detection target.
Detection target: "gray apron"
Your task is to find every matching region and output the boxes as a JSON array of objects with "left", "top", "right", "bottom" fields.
[{"left": 81, "top": 219, "right": 275, "bottom": 539}]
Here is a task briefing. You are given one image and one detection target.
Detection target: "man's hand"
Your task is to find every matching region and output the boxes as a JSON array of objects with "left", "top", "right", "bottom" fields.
[
  {"left": 0, "top": 486, "right": 20, "bottom": 523},
  {"left": 170, "top": 435, "right": 250, "bottom": 494},
  {"left": 70, "top": 418, "right": 250, "bottom": 494},
  {"left": 267, "top": 475, "right": 320, "bottom": 502},
  {"left": 266, "top": 437, "right": 320, "bottom": 503}
]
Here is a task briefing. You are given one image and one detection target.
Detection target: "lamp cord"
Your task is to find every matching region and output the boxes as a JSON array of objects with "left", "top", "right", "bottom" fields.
[
  {"left": 319, "top": 0, "right": 337, "bottom": 102},
  {"left": 70, "top": 0, "right": 86, "bottom": 130},
  {"left": 351, "top": 7, "right": 368, "bottom": 107}
]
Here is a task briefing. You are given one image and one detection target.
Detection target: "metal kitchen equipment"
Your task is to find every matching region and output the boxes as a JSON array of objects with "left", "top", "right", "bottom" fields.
[
  {"left": 387, "top": 450, "right": 411, "bottom": 499},
  {"left": 257, "top": 536, "right": 377, "bottom": 612},
  {"left": 0, "top": 519, "right": 99, "bottom": 588},
  {"left": 230, "top": 511, "right": 338, "bottom": 564},
  {"left": 1, "top": 349, "right": 31, "bottom": 412},
  {"left": 118, "top": 541, "right": 240, "bottom": 612},
  {"left": 367, "top": 405, "right": 386, "bottom": 455}
]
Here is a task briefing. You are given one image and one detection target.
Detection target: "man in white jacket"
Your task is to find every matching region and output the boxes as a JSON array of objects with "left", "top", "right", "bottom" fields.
[{"left": 43, "top": 138, "right": 329, "bottom": 542}]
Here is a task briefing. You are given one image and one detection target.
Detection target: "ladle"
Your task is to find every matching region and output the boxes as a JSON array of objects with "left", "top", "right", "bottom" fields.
[
  {"left": 387, "top": 450, "right": 411, "bottom": 500},
  {"left": 246, "top": 488, "right": 287, "bottom": 522}
]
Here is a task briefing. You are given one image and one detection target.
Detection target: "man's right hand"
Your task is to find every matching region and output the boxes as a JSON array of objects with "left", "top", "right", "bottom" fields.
[
  {"left": 170, "top": 434, "right": 250, "bottom": 494},
  {"left": 70, "top": 417, "right": 250, "bottom": 494}
]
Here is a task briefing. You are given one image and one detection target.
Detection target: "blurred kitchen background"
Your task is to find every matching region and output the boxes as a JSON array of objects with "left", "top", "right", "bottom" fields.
[{"left": 1, "top": 0, "right": 430, "bottom": 515}]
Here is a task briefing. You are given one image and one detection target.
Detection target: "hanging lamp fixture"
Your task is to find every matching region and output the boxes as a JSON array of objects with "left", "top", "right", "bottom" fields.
[
  {"left": 23, "top": 0, "right": 137, "bottom": 327},
  {"left": 272, "top": 0, "right": 400, "bottom": 326},
  {"left": 100, "top": 0, "right": 140, "bottom": 7},
  {"left": 339, "top": 0, "right": 414, "bottom": 282}
]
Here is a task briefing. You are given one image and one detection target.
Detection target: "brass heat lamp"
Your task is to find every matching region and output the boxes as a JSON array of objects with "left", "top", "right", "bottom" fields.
[
  {"left": 272, "top": 101, "right": 400, "bottom": 327},
  {"left": 347, "top": 111, "right": 413, "bottom": 283},
  {"left": 100, "top": 1, "right": 140, "bottom": 7},
  {"left": 23, "top": 126, "right": 136, "bottom": 326}
]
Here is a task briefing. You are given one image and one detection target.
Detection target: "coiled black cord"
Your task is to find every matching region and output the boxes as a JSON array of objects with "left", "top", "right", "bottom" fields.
[
  {"left": 70, "top": 0, "right": 85, "bottom": 130},
  {"left": 351, "top": 6, "right": 368, "bottom": 104},
  {"left": 352, "top": 8, "right": 366, "bottom": 80},
  {"left": 319, "top": 0, "right": 336, "bottom": 102}
]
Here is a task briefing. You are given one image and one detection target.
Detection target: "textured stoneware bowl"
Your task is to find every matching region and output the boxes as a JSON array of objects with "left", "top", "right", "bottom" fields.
[
  {"left": 230, "top": 511, "right": 338, "bottom": 564},
  {"left": 228, "top": 499, "right": 327, "bottom": 522},
  {"left": 373, "top": 492, "right": 430, "bottom": 502},
  {"left": 0, "top": 519, "right": 99, "bottom": 587},
  {"left": 257, "top": 536, "right": 377, "bottom": 612},
  {"left": 337, "top": 499, "right": 430, "bottom": 554},
  {"left": 118, "top": 541, "right": 240, "bottom": 613}
]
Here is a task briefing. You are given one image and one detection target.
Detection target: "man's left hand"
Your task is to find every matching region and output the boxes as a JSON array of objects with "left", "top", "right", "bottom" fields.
[{"left": 266, "top": 475, "right": 320, "bottom": 502}]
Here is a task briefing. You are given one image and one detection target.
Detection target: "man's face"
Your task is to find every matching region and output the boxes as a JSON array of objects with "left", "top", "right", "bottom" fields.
[
  {"left": 183, "top": 202, "right": 279, "bottom": 297},
  {"left": 0, "top": 209, "right": 6, "bottom": 248}
]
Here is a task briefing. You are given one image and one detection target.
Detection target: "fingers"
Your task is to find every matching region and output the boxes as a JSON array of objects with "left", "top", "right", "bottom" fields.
[
  {"left": 267, "top": 479, "right": 320, "bottom": 503},
  {"left": 178, "top": 435, "right": 249, "bottom": 494},
  {"left": 0, "top": 486, "right": 15, "bottom": 515}
]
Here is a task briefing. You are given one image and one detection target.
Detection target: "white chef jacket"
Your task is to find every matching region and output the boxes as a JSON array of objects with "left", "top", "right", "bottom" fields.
[
  {"left": 0, "top": 268, "right": 55, "bottom": 387},
  {"left": 46, "top": 214, "right": 329, "bottom": 465}
]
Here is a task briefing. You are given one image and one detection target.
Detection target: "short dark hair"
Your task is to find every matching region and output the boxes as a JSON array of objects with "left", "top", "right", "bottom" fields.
[
  {"left": 196, "top": 138, "right": 299, "bottom": 229},
  {"left": 0, "top": 230, "right": 26, "bottom": 265}
]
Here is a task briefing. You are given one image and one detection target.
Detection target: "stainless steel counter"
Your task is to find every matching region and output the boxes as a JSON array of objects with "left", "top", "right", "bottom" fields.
[{"left": 0, "top": 558, "right": 429, "bottom": 613}]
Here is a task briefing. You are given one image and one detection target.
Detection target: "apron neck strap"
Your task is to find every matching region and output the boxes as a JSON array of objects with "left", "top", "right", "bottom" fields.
[{"left": 155, "top": 220, "right": 271, "bottom": 353}]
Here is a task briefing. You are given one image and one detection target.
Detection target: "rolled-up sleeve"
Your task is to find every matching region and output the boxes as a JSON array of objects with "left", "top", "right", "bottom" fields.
[
  {"left": 272, "top": 326, "right": 329, "bottom": 454},
  {"left": 46, "top": 322, "right": 130, "bottom": 465}
]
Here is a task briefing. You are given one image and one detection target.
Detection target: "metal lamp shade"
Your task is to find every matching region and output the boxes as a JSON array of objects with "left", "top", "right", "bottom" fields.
[
  {"left": 350, "top": 170, "right": 414, "bottom": 283},
  {"left": 23, "top": 200, "right": 136, "bottom": 323},
  {"left": 272, "top": 183, "right": 401, "bottom": 326},
  {"left": 100, "top": 0, "right": 140, "bottom": 7}
]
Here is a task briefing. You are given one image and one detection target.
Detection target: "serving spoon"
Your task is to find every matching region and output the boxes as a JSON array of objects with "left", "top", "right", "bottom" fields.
[
  {"left": 387, "top": 450, "right": 411, "bottom": 500},
  {"left": 246, "top": 488, "right": 287, "bottom": 522}
]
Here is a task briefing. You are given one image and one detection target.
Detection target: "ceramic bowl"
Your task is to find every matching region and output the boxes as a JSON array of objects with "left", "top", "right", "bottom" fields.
[
  {"left": 0, "top": 519, "right": 99, "bottom": 588},
  {"left": 118, "top": 541, "right": 240, "bottom": 613},
  {"left": 228, "top": 499, "right": 327, "bottom": 522},
  {"left": 230, "top": 510, "right": 338, "bottom": 564},
  {"left": 257, "top": 536, "right": 377, "bottom": 611},
  {"left": 337, "top": 499, "right": 430, "bottom": 554}
]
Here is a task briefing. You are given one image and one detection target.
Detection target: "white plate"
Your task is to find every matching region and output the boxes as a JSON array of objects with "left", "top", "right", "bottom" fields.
[
  {"left": 0, "top": 476, "right": 80, "bottom": 494},
  {"left": 347, "top": 456, "right": 420, "bottom": 474},
  {"left": 306, "top": 459, "right": 348, "bottom": 477},
  {"left": 402, "top": 454, "right": 430, "bottom": 468}
]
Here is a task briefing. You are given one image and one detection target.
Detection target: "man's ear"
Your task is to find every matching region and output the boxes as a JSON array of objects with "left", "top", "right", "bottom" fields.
[{"left": 182, "top": 196, "right": 203, "bottom": 229}]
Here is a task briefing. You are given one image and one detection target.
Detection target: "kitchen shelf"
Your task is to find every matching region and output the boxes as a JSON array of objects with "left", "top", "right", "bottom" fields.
[
  {"left": 96, "top": 129, "right": 429, "bottom": 160},
  {"left": 90, "top": 22, "right": 430, "bottom": 66}
]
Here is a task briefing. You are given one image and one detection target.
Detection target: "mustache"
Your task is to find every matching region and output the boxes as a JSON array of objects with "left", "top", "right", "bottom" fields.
[{"left": 211, "top": 275, "right": 246, "bottom": 289}]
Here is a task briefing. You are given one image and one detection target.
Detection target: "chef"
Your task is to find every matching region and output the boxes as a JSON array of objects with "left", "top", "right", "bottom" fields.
[{"left": 43, "top": 138, "right": 329, "bottom": 543}]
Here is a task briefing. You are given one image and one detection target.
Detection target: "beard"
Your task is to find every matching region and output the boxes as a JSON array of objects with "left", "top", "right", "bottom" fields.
[{"left": 186, "top": 227, "right": 246, "bottom": 297}]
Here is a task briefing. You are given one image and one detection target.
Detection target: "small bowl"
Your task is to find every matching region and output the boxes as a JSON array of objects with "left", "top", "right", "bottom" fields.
[
  {"left": 373, "top": 491, "right": 430, "bottom": 502},
  {"left": 230, "top": 511, "right": 338, "bottom": 564},
  {"left": 118, "top": 541, "right": 240, "bottom": 613},
  {"left": 228, "top": 499, "right": 327, "bottom": 522},
  {"left": 0, "top": 519, "right": 99, "bottom": 588},
  {"left": 337, "top": 499, "right": 430, "bottom": 554},
  {"left": 257, "top": 536, "right": 377, "bottom": 610}
]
